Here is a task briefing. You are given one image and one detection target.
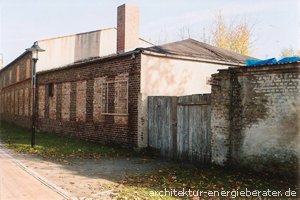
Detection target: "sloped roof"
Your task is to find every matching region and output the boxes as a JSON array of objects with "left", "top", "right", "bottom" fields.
[{"left": 141, "top": 38, "right": 256, "bottom": 64}]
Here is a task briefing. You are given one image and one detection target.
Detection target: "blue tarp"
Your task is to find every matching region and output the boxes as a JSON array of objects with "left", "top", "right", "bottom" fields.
[
  {"left": 277, "top": 57, "right": 300, "bottom": 64},
  {"left": 246, "top": 56, "right": 300, "bottom": 66},
  {"left": 246, "top": 58, "right": 277, "bottom": 66}
]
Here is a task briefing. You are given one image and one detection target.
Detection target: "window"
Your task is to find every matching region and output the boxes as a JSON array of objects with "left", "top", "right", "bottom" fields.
[
  {"left": 48, "top": 83, "right": 54, "bottom": 97},
  {"left": 102, "top": 80, "right": 128, "bottom": 115}
]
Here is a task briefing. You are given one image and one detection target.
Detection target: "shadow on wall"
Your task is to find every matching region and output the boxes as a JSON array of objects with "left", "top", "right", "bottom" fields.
[
  {"left": 142, "top": 58, "right": 190, "bottom": 96},
  {"left": 74, "top": 32, "right": 100, "bottom": 62}
]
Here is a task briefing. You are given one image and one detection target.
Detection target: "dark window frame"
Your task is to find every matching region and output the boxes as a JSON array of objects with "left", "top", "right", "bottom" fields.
[
  {"left": 101, "top": 80, "right": 128, "bottom": 116},
  {"left": 48, "top": 83, "right": 54, "bottom": 97}
]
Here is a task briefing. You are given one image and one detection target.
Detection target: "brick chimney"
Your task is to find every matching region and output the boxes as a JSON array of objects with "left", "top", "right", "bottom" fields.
[{"left": 117, "top": 4, "right": 140, "bottom": 53}]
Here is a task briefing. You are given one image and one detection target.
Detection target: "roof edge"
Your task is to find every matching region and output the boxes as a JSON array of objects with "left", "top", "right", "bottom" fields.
[
  {"left": 139, "top": 37, "right": 155, "bottom": 45},
  {"left": 218, "top": 61, "right": 300, "bottom": 72},
  {"left": 0, "top": 51, "right": 30, "bottom": 73},
  {"left": 140, "top": 38, "right": 256, "bottom": 64},
  {"left": 140, "top": 49, "right": 245, "bottom": 67},
  {"left": 37, "top": 50, "right": 141, "bottom": 75}
]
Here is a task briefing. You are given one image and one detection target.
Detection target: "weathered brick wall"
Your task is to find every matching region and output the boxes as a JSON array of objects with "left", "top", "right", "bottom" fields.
[
  {"left": 24, "top": 88, "right": 29, "bottom": 116},
  {"left": 93, "top": 77, "right": 106, "bottom": 122},
  {"left": 0, "top": 81, "right": 32, "bottom": 128},
  {"left": 61, "top": 82, "right": 71, "bottom": 120},
  {"left": 210, "top": 70, "right": 231, "bottom": 165},
  {"left": 0, "top": 52, "right": 33, "bottom": 128},
  {"left": 0, "top": 53, "right": 32, "bottom": 90},
  {"left": 76, "top": 80, "right": 86, "bottom": 122},
  {"left": 114, "top": 72, "right": 129, "bottom": 124},
  {"left": 38, "top": 85, "right": 45, "bottom": 118},
  {"left": 211, "top": 63, "right": 300, "bottom": 176},
  {"left": 36, "top": 53, "right": 141, "bottom": 148},
  {"left": 48, "top": 84, "right": 56, "bottom": 119}
]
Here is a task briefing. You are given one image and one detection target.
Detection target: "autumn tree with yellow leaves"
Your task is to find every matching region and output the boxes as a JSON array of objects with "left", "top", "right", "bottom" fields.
[
  {"left": 156, "top": 11, "right": 254, "bottom": 56},
  {"left": 210, "top": 12, "right": 253, "bottom": 55},
  {"left": 175, "top": 12, "right": 254, "bottom": 56}
]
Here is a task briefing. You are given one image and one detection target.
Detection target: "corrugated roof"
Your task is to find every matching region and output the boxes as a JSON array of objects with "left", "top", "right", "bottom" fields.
[
  {"left": 141, "top": 38, "right": 256, "bottom": 64},
  {"left": 247, "top": 60, "right": 300, "bottom": 67}
]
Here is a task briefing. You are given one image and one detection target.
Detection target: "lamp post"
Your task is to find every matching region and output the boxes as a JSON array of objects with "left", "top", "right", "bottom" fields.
[{"left": 26, "top": 41, "right": 45, "bottom": 148}]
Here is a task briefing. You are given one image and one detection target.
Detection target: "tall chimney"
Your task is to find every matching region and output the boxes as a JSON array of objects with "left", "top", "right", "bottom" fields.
[{"left": 117, "top": 4, "right": 140, "bottom": 53}]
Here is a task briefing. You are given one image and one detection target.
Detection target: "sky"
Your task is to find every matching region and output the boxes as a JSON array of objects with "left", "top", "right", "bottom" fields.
[{"left": 0, "top": 0, "right": 299, "bottom": 66}]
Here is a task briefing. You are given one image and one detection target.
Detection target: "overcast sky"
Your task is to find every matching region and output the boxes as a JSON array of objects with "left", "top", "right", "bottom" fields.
[{"left": 1, "top": 0, "right": 299, "bottom": 66}]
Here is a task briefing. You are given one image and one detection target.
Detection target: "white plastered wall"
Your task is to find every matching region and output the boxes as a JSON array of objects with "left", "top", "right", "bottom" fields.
[
  {"left": 137, "top": 54, "right": 229, "bottom": 148},
  {"left": 36, "top": 29, "right": 117, "bottom": 72},
  {"left": 36, "top": 28, "right": 152, "bottom": 73},
  {"left": 100, "top": 28, "right": 117, "bottom": 57},
  {"left": 37, "top": 35, "right": 76, "bottom": 72}
]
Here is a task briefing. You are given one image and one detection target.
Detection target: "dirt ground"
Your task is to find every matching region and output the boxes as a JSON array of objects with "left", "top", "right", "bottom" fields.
[{"left": 1, "top": 144, "right": 174, "bottom": 199}]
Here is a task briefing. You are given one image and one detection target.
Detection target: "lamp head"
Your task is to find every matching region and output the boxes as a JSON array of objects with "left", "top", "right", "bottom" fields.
[{"left": 26, "top": 41, "right": 45, "bottom": 59}]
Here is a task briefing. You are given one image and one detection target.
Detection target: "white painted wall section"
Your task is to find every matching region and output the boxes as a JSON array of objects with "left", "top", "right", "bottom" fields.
[{"left": 137, "top": 54, "right": 228, "bottom": 148}]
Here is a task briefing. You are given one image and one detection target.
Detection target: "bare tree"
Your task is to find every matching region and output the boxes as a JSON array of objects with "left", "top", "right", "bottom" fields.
[
  {"left": 280, "top": 48, "right": 300, "bottom": 58},
  {"left": 147, "top": 26, "right": 170, "bottom": 45},
  {"left": 177, "top": 26, "right": 191, "bottom": 40},
  {"left": 201, "top": 27, "right": 211, "bottom": 44}
]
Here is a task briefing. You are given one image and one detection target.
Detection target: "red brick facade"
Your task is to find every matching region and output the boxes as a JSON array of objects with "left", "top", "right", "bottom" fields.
[
  {"left": 35, "top": 53, "right": 141, "bottom": 148},
  {"left": 0, "top": 52, "right": 33, "bottom": 128}
]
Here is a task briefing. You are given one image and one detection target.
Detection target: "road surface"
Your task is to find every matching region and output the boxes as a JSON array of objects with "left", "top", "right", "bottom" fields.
[{"left": 0, "top": 149, "right": 65, "bottom": 200}]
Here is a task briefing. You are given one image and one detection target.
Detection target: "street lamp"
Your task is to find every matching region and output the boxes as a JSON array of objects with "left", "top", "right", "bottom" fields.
[{"left": 26, "top": 41, "right": 45, "bottom": 148}]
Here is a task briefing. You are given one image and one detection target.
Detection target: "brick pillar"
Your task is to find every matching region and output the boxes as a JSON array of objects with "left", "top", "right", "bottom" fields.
[{"left": 210, "top": 70, "right": 232, "bottom": 166}]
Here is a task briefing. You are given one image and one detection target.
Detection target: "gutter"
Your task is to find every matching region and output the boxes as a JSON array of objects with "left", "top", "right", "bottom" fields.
[
  {"left": 140, "top": 50, "right": 246, "bottom": 67},
  {"left": 37, "top": 50, "right": 141, "bottom": 75}
]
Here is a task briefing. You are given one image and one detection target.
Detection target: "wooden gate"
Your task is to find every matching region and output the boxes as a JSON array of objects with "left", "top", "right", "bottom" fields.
[
  {"left": 148, "top": 94, "right": 211, "bottom": 163},
  {"left": 148, "top": 96, "right": 176, "bottom": 158}
]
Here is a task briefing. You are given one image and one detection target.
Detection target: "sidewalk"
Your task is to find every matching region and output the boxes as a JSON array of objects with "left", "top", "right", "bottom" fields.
[
  {"left": 0, "top": 143, "right": 174, "bottom": 199},
  {"left": 0, "top": 148, "right": 67, "bottom": 200}
]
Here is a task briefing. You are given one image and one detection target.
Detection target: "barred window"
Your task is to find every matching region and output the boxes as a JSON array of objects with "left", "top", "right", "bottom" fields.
[{"left": 102, "top": 80, "right": 128, "bottom": 115}]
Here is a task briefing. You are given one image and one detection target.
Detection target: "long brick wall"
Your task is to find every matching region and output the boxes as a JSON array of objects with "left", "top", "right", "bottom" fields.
[
  {"left": 0, "top": 52, "right": 33, "bottom": 128},
  {"left": 211, "top": 62, "right": 300, "bottom": 176},
  {"left": 36, "top": 53, "right": 141, "bottom": 148}
]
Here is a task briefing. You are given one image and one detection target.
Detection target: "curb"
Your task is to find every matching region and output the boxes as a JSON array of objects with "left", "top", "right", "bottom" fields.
[{"left": 0, "top": 145, "right": 77, "bottom": 200}]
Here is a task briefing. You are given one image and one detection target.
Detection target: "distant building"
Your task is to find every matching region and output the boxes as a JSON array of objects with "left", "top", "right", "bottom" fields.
[{"left": 36, "top": 27, "right": 153, "bottom": 72}]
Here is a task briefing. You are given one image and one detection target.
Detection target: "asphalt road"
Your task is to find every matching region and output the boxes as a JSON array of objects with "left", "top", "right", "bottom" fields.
[{"left": 0, "top": 150, "right": 65, "bottom": 200}]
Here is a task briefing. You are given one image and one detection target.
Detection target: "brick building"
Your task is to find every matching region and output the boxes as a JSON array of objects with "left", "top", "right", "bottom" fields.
[
  {"left": 0, "top": 52, "right": 33, "bottom": 128},
  {"left": 0, "top": 4, "right": 254, "bottom": 148}
]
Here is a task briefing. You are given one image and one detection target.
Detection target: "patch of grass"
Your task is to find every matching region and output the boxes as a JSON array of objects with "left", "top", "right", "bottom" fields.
[
  {"left": 0, "top": 120, "right": 137, "bottom": 159},
  {"left": 104, "top": 165, "right": 298, "bottom": 199}
]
